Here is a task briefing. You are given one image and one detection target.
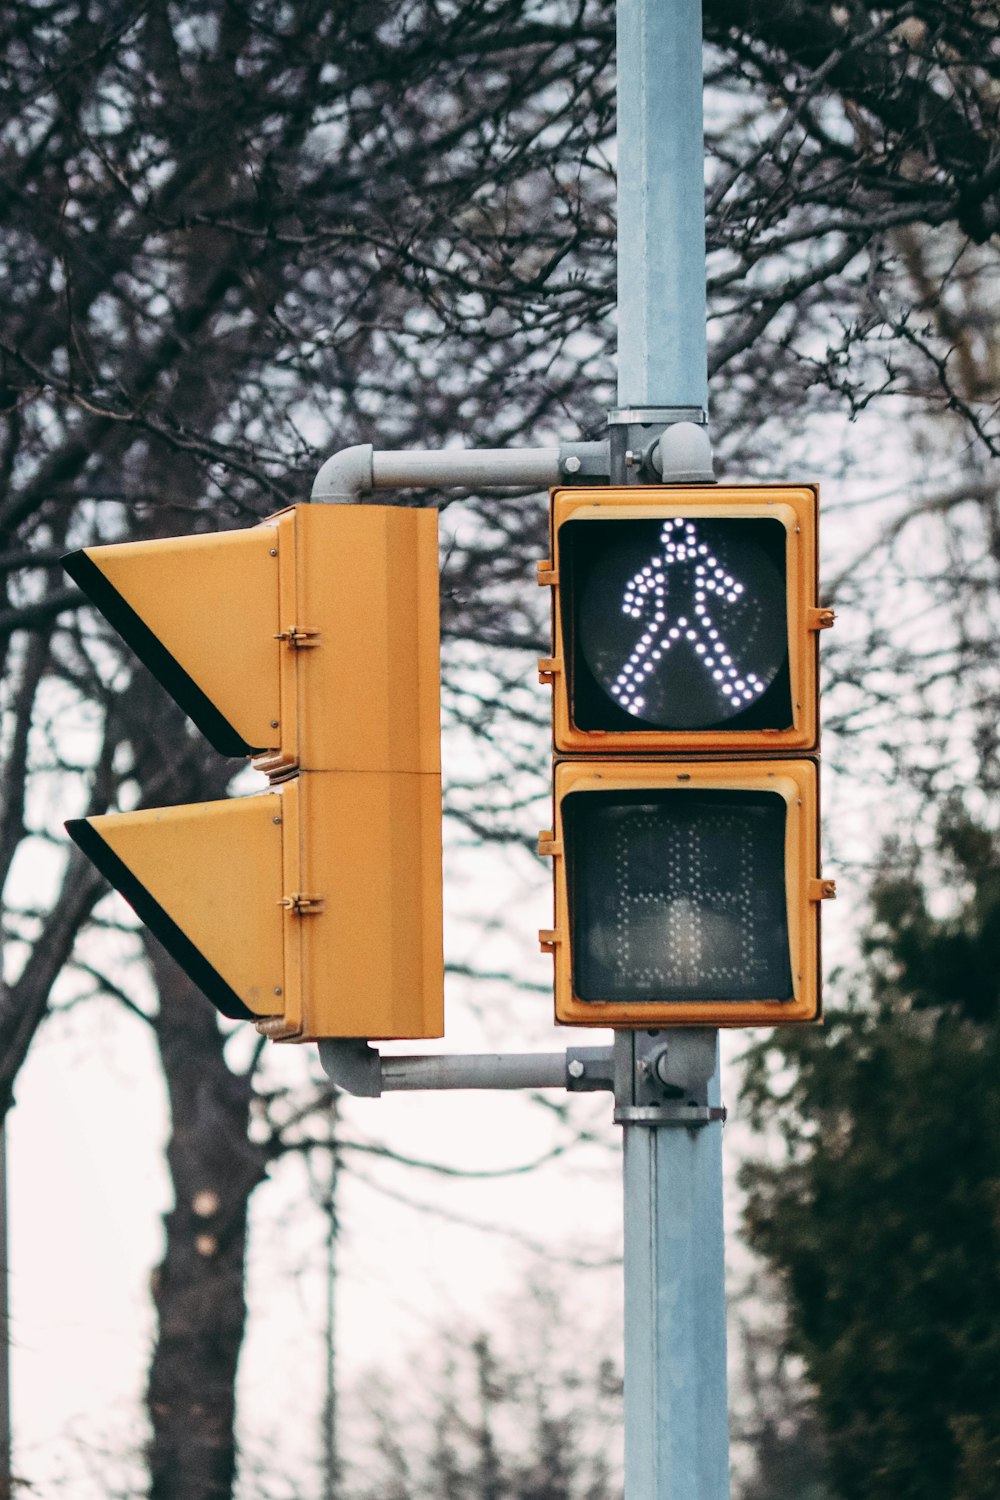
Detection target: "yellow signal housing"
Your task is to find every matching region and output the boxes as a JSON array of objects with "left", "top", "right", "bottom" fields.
[
  {"left": 63, "top": 504, "right": 442, "bottom": 777},
  {"left": 64, "top": 504, "right": 444, "bottom": 1042},
  {"left": 539, "top": 758, "right": 831, "bottom": 1029},
  {"left": 540, "top": 485, "right": 827, "bottom": 756},
  {"left": 67, "top": 772, "right": 443, "bottom": 1041}
]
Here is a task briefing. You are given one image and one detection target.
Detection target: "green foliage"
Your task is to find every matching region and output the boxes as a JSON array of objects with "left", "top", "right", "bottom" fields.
[{"left": 740, "top": 804, "right": 1000, "bottom": 1500}]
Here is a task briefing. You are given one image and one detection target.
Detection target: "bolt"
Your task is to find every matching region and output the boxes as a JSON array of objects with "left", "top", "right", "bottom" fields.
[
  {"left": 651, "top": 1047, "right": 672, "bottom": 1086},
  {"left": 563, "top": 454, "right": 582, "bottom": 475},
  {"left": 273, "top": 816, "right": 282, "bottom": 825},
  {"left": 269, "top": 548, "right": 278, "bottom": 557},
  {"left": 274, "top": 987, "right": 282, "bottom": 997},
  {"left": 567, "top": 1058, "right": 585, "bottom": 1079},
  {"left": 625, "top": 449, "right": 636, "bottom": 466},
  {"left": 271, "top": 720, "right": 279, "bottom": 728}
]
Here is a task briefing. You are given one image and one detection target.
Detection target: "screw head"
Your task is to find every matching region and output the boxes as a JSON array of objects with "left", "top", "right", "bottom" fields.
[{"left": 567, "top": 1058, "right": 585, "bottom": 1079}]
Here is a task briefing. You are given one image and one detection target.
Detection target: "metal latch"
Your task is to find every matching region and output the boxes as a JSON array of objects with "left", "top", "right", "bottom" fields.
[
  {"left": 279, "top": 892, "right": 325, "bottom": 915},
  {"left": 538, "top": 656, "right": 561, "bottom": 686},
  {"left": 274, "top": 626, "right": 321, "bottom": 648},
  {"left": 537, "top": 830, "right": 562, "bottom": 857},
  {"left": 538, "top": 929, "right": 561, "bottom": 954},
  {"left": 537, "top": 561, "right": 558, "bottom": 587}
]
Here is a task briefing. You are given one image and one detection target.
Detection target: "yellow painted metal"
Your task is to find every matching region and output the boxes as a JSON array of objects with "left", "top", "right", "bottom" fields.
[
  {"left": 258, "top": 503, "right": 442, "bottom": 778},
  {"left": 82, "top": 527, "right": 282, "bottom": 754},
  {"left": 76, "top": 503, "right": 441, "bottom": 777},
  {"left": 69, "top": 503, "right": 445, "bottom": 1042},
  {"left": 261, "top": 769, "right": 444, "bottom": 1042},
  {"left": 542, "top": 485, "right": 821, "bottom": 755},
  {"left": 76, "top": 768, "right": 444, "bottom": 1039},
  {"left": 84, "top": 795, "right": 285, "bottom": 1016},
  {"left": 544, "top": 758, "right": 824, "bottom": 1028}
]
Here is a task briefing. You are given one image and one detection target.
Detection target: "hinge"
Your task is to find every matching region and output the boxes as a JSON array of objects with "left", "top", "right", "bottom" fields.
[
  {"left": 279, "top": 892, "right": 325, "bottom": 915},
  {"left": 537, "top": 561, "right": 558, "bottom": 587},
  {"left": 538, "top": 928, "right": 561, "bottom": 954},
  {"left": 808, "top": 878, "right": 837, "bottom": 901},
  {"left": 274, "top": 625, "right": 321, "bottom": 648},
  {"left": 538, "top": 656, "right": 562, "bottom": 686},
  {"left": 807, "top": 607, "right": 836, "bottom": 631},
  {"left": 537, "top": 830, "right": 563, "bottom": 857}
]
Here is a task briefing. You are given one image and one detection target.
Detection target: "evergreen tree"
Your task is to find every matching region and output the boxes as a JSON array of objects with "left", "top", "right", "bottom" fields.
[{"left": 741, "top": 800, "right": 1000, "bottom": 1500}]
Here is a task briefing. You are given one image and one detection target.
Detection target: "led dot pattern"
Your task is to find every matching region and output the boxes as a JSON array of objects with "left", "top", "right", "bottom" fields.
[
  {"left": 564, "top": 789, "right": 793, "bottom": 1003},
  {"left": 571, "top": 517, "right": 789, "bottom": 731}
]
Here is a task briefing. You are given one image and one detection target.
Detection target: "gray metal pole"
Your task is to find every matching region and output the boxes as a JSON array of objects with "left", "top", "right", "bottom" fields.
[
  {"left": 615, "top": 1, "right": 730, "bottom": 1496},
  {"left": 617, "top": 0, "right": 709, "bottom": 412},
  {"left": 622, "top": 1050, "right": 729, "bottom": 1497}
]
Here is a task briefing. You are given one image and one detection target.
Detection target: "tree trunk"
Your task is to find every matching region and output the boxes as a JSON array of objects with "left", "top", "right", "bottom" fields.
[{"left": 145, "top": 944, "right": 269, "bottom": 1500}]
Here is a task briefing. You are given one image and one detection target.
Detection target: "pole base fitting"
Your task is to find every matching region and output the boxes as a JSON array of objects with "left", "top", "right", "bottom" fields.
[{"left": 614, "top": 1103, "right": 726, "bottom": 1127}]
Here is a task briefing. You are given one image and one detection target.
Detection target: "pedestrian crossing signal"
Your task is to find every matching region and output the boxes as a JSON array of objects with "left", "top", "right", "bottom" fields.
[
  {"left": 538, "top": 486, "right": 834, "bottom": 1027},
  {"left": 539, "top": 486, "right": 830, "bottom": 755}
]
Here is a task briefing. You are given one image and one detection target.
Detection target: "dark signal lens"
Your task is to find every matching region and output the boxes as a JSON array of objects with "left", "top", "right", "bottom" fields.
[
  {"left": 564, "top": 517, "right": 791, "bottom": 732},
  {"left": 564, "top": 789, "right": 793, "bottom": 1003}
]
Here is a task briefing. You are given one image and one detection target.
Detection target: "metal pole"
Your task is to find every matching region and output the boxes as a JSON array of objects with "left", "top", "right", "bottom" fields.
[
  {"left": 621, "top": 1049, "right": 729, "bottom": 1497},
  {"left": 616, "top": 0, "right": 709, "bottom": 412},
  {"left": 615, "top": 1, "right": 730, "bottom": 1495}
]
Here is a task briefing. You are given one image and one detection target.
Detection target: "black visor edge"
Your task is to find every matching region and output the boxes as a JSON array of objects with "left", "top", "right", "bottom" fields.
[
  {"left": 62, "top": 549, "right": 259, "bottom": 759},
  {"left": 66, "top": 817, "right": 256, "bottom": 1021}
]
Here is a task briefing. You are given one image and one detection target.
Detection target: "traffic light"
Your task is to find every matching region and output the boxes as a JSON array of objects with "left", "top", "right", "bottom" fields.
[
  {"left": 538, "top": 485, "right": 834, "bottom": 1027},
  {"left": 64, "top": 504, "right": 444, "bottom": 1042}
]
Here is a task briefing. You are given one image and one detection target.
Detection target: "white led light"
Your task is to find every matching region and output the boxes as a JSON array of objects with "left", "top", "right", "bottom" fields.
[{"left": 613, "top": 520, "right": 761, "bottom": 720}]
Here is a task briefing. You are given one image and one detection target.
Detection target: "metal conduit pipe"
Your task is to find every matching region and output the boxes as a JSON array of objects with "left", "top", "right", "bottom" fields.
[
  {"left": 310, "top": 441, "right": 608, "bottom": 503},
  {"left": 380, "top": 1052, "right": 570, "bottom": 1091}
]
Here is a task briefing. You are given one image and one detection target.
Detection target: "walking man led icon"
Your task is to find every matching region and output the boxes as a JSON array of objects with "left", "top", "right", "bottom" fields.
[{"left": 611, "top": 518, "right": 767, "bottom": 717}]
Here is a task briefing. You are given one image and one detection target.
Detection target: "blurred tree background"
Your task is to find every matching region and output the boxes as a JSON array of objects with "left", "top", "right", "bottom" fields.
[{"left": 0, "top": 0, "right": 997, "bottom": 1496}]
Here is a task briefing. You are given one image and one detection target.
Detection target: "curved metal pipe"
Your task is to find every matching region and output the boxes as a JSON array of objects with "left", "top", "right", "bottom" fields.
[{"left": 311, "top": 443, "right": 581, "bottom": 503}]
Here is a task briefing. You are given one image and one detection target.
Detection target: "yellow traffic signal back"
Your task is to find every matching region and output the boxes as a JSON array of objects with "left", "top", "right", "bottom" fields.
[
  {"left": 64, "top": 504, "right": 441, "bottom": 778},
  {"left": 65, "top": 504, "right": 445, "bottom": 1042},
  {"left": 67, "top": 770, "right": 443, "bottom": 1040}
]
